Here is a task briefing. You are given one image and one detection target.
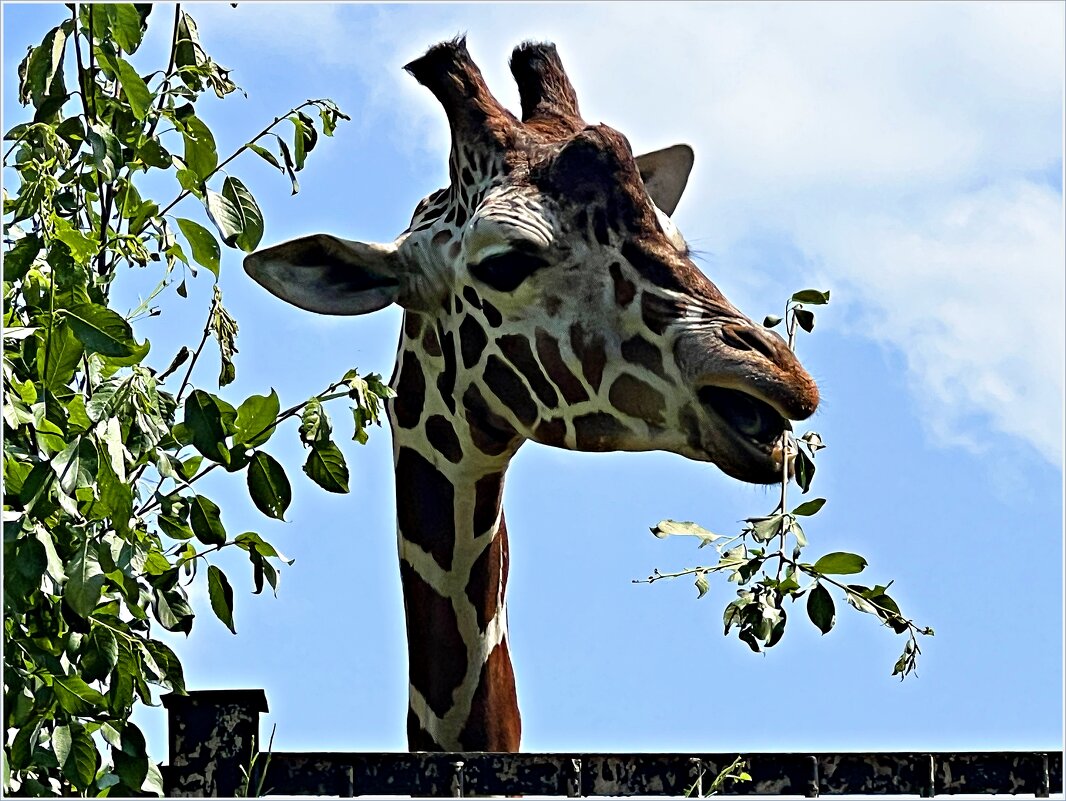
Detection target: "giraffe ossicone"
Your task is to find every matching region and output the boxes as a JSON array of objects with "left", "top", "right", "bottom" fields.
[{"left": 245, "top": 37, "right": 819, "bottom": 752}]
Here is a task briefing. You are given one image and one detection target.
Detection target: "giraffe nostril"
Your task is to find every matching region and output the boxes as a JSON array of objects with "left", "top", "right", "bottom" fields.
[{"left": 720, "top": 324, "right": 780, "bottom": 362}]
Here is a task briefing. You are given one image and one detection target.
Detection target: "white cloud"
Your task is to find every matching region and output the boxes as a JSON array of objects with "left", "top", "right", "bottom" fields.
[{"left": 205, "top": 2, "right": 1065, "bottom": 466}]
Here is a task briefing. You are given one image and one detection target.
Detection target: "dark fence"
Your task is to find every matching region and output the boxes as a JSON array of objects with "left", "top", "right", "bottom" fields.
[{"left": 160, "top": 690, "right": 1063, "bottom": 798}]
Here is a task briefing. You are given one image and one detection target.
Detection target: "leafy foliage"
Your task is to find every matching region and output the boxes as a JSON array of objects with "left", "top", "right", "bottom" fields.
[
  {"left": 642, "top": 291, "right": 933, "bottom": 678},
  {"left": 3, "top": 5, "right": 381, "bottom": 795}
]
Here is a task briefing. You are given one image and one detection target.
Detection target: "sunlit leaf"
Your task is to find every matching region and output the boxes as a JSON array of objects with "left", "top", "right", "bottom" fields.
[
  {"left": 812, "top": 552, "right": 867, "bottom": 575},
  {"left": 303, "top": 440, "right": 349, "bottom": 493},
  {"left": 176, "top": 218, "right": 220, "bottom": 277}
]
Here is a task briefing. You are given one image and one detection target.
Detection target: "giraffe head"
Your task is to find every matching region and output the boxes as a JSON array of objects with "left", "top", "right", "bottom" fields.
[{"left": 246, "top": 38, "right": 818, "bottom": 484}]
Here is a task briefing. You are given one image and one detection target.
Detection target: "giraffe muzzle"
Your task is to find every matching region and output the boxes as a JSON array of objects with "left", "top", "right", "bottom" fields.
[{"left": 697, "top": 386, "right": 791, "bottom": 447}]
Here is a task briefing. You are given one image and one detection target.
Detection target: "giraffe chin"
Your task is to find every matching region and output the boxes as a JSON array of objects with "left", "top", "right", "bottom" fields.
[{"left": 697, "top": 386, "right": 791, "bottom": 484}]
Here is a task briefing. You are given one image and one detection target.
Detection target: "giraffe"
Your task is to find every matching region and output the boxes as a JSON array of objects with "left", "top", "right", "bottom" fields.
[{"left": 244, "top": 38, "right": 819, "bottom": 752}]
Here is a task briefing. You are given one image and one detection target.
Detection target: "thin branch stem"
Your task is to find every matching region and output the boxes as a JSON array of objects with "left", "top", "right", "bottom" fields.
[
  {"left": 135, "top": 380, "right": 351, "bottom": 518},
  {"left": 156, "top": 100, "right": 321, "bottom": 219}
]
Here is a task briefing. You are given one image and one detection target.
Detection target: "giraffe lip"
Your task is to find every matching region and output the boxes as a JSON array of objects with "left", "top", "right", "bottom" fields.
[{"left": 697, "top": 386, "right": 790, "bottom": 448}]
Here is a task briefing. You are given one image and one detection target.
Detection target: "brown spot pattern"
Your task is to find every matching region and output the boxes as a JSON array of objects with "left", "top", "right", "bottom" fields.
[
  {"left": 610, "top": 262, "right": 636, "bottom": 307},
  {"left": 482, "top": 300, "right": 503, "bottom": 328},
  {"left": 465, "top": 520, "right": 508, "bottom": 632},
  {"left": 534, "top": 417, "right": 567, "bottom": 447},
  {"left": 641, "top": 292, "right": 683, "bottom": 335},
  {"left": 403, "top": 312, "right": 423, "bottom": 339},
  {"left": 535, "top": 328, "right": 589, "bottom": 404},
  {"left": 573, "top": 412, "right": 629, "bottom": 451},
  {"left": 393, "top": 352, "right": 425, "bottom": 429},
  {"left": 498, "top": 334, "right": 560, "bottom": 409},
  {"left": 609, "top": 373, "right": 666, "bottom": 425},
  {"left": 425, "top": 415, "right": 463, "bottom": 463},
  {"left": 459, "top": 315, "right": 488, "bottom": 369},
  {"left": 462, "top": 285, "right": 483, "bottom": 309},
  {"left": 621, "top": 334, "right": 665, "bottom": 378},
  {"left": 437, "top": 327, "right": 458, "bottom": 413},
  {"left": 462, "top": 384, "right": 518, "bottom": 456},
  {"left": 569, "top": 322, "right": 606, "bottom": 392},
  {"left": 473, "top": 472, "right": 503, "bottom": 535},
  {"left": 422, "top": 326, "right": 442, "bottom": 357},
  {"left": 457, "top": 639, "right": 521, "bottom": 751},
  {"left": 396, "top": 447, "right": 455, "bottom": 571},
  {"left": 400, "top": 560, "right": 467, "bottom": 719},
  {"left": 483, "top": 355, "right": 537, "bottom": 427}
]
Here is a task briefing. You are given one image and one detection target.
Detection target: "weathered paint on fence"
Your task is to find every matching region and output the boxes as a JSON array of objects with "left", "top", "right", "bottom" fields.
[{"left": 160, "top": 690, "right": 1063, "bottom": 797}]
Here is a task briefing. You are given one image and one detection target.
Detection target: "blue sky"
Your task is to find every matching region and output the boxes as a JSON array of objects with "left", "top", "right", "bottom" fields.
[{"left": 4, "top": 2, "right": 1063, "bottom": 762}]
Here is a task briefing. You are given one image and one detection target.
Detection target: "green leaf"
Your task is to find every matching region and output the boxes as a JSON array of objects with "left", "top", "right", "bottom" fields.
[
  {"left": 221, "top": 176, "right": 264, "bottom": 252},
  {"left": 275, "top": 136, "right": 299, "bottom": 194},
  {"left": 792, "top": 498, "right": 826, "bottom": 516},
  {"left": 650, "top": 519, "right": 721, "bottom": 547},
  {"left": 20, "top": 25, "right": 67, "bottom": 108},
  {"left": 207, "top": 565, "right": 236, "bottom": 634},
  {"left": 53, "top": 674, "right": 108, "bottom": 716},
  {"left": 234, "top": 389, "right": 280, "bottom": 447},
  {"left": 763, "top": 314, "right": 782, "bottom": 328},
  {"left": 298, "top": 398, "right": 331, "bottom": 445},
  {"left": 247, "top": 451, "right": 291, "bottom": 520},
  {"left": 158, "top": 514, "right": 194, "bottom": 541},
  {"left": 189, "top": 494, "right": 226, "bottom": 546},
  {"left": 53, "top": 721, "right": 98, "bottom": 789},
  {"left": 108, "top": 4, "right": 146, "bottom": 53},
  {"left": 109, "top": 641, "right": 136, "bottom": 714},
  {"left": 82, "top": 626, "right": 119, "bottom": 682},
  {"left": 65, "top": 541, "right": 106, "bottom": 617},
  {"left": 113, "top": 750, "right": 149, "bottom": 793},
  {"left": 4, "top": 234, "right": 43, "bottom": 281},
  {"left": 144, "top": 639, "right": 186, "bottom": 694},
  {"left": 791, "top": 289, "right": 831, "bottom": 305},
  {"left": 791, "top": 519, "right": 808, "bottom": 548},
  {"left": 37, "top": 323, "right": 84, "bottom": 390},
  {"left": 807, "top": 582, "right": 836, "bottom": 634},
  {"left": 138, "top": 137, "right": 171, "bottom": 170},
  {"left": 290, "top": 113, "right": 309, "bottom": 171},
  {"left": 203, "top": 189, "right": 242, "bottom": 248},
  {"left": 812, "top": 551, "right": 868, "bottom": 575},
  {"left": 8, "top": 536, "right": 47, "bottom": 597},
  {"left": 176, "top": 218, "right": 221, "bottom": 277},
  {"left": 248, "top": 141, "right": 282, "bottom": 171},
  {"left": 794, "top": 308, "right": 815, "bottom": 333},
  {"left": 65, "top": 303, "right": 140, "bottom": 357},
  {"left": 111, "top": 54, "right": 152, "bottom": 120},
  {"left": 183, "top": 389, "right": 231, "bottom": 465},
  {"left": 869, "top": 592, "right": 910, "bottom": 634},
  {"left": 51, "top": 218, "right": 99, "bottom": 265},
  {"left": 175, "top": 10, "right": 207, "bottom": 88},
  {"left": 748, "top": 514, "right": 784, "bottom": 542},
  {"left": 303, "top": 440, "right": 350, "bottom": 493},
  {"left": 87, "top": 122, "right": 122, "bottom": 181},
  {"left": 794, "top": 447, "right": 815, "bottom": 493},
  {"left": 181, "top": 114, "right": 217, "bottom": 181},
  {"left": 695, "top": 573, "right": 710, "bottom": 599}
]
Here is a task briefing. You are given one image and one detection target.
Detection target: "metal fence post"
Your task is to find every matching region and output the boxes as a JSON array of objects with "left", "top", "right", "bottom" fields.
[{"left": 162, "top": 689, "right": 269, "bottom": 797}]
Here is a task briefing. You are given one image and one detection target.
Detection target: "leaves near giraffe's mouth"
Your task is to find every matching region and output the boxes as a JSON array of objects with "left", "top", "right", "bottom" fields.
[{"left": 697, "top": 386, "right": 789, "bottom": 448}]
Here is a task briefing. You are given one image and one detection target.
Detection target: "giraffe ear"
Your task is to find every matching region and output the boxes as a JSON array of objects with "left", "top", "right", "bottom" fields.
[
  {"left": 244, "top": 234, "right": 404, "bottom": 316},
  {"left": 635, "top": 144, "right": 694, "bottom": 216}
]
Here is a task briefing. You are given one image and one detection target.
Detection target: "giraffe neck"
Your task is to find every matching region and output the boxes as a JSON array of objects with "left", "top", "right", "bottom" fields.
[{"left": 391, "top": 311, "right": 523, "bottom": 751}]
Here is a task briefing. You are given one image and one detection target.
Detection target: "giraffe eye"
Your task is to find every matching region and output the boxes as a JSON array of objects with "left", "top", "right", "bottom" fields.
[{"left": 468, "top": 250, "right": 551, "bottom": 292}]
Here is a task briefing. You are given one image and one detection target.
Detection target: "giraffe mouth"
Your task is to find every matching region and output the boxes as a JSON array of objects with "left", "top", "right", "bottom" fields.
[{"left": 697, "top": 386, "right": 791, "bottom": 478}]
